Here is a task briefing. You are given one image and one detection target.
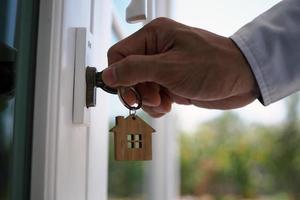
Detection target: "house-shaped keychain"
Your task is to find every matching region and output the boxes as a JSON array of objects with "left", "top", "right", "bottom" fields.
[{"left": 110, "top": 115, "right": 155, "bottom": 161}]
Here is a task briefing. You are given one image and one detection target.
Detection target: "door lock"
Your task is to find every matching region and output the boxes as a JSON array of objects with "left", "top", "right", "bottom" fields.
[
  {"left": 73, "top": 28, "right": 117, "bottom": 125},
  {"left": 86, "top": 67, "right": 117, "bottom": 108},
  {"left": 126, "top": 0, "right": 147, "bottom": 23}
]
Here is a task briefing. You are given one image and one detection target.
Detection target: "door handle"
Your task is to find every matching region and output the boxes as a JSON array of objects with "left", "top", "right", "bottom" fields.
[
  {"left": 0, "top": 43, "right": 17, "bottom": 99},
  {"left": 126, "top": 0, "right": 147, "bottom": 23}
]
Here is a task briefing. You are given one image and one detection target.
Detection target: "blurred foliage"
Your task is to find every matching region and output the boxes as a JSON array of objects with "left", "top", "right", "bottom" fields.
[
  {"left": 180, "top": 94, "right": 300, "bottom": 200},
  {"left": 108, "top": 95, "right": 300, "bottom": 200},
  {"left": 108, "top": 134, "right": 145, "bottom": 199}
]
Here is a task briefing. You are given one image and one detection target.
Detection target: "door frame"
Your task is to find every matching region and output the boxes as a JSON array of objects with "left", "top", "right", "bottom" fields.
[
  {"left": 31, "top": 0, "right": 114, "bottom": 198},
  {"left": 31, "top": 0, "right": 179, "bottom": 199},
  {"left": 30, "top": 0, "right": 64, "bottom": 199}
]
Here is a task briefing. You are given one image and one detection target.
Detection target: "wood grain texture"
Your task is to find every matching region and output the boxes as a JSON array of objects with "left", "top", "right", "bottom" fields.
[{"left": 110, "top": 115, "right": 155, "bottom": 161}]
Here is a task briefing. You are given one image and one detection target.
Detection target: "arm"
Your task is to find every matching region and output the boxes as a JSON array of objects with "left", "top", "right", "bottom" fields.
[{"left": 231, "top": 0, "right": 300, "bottom": 105}]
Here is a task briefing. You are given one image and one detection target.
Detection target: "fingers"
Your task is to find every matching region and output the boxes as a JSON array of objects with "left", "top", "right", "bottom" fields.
[
  {"left": 136, "top": 83, "right": 161, "bottom": 106},
  {"left": 119, "top": 84, "right": 172, "bottom": 118},
  {"left": 118, "top": 87, "right": 137, "bottom": 106},
  {"left": 190, "top": 93, "right": 257, "bottom": 109},
  {"left": 142, "top": 106, "right": 165, "bottom": 118},
  {"left": 116, "top": 83, "right": 171, "bottom": 118},
  {"left": 107, "top": 27, "right": 150, "bottom": 65},
  {"left": 117, "top": 83, "right": 161, "bottom": 107},
  {"left": 169, "top": 93, "right": 191, "bottom": 105},
  {"left": 107, "top": 17, "right": 178, "bottom": 64},
  {"left": 104, "top": 18, "right": 183, "bottom": 89},
  {"left": 102, "top": 54, "right": 161, "bottom": 87},
  {"left": 142, "top": 90, "right": 172, "bottom": 118}
]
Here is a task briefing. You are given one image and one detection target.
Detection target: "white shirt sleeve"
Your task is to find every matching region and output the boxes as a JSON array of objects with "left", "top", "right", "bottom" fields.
[{"left": 231, "top": 0, "right": 300, "bottom": 105}]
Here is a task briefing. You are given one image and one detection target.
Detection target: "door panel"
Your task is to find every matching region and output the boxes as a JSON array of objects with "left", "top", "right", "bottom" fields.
[
  {"left": 56, "top": 0, "right": 111, "bottom": 199},
  {"left": 56, "top": 1, "right": 91, "bottom": 198},
  {"left": 32, "top": 0, "right": 111, "bottom": 199}
]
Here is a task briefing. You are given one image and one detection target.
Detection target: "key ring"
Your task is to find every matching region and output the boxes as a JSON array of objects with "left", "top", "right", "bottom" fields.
[{"left": 118, "top": 87, "right": 142, "bottom": 115}]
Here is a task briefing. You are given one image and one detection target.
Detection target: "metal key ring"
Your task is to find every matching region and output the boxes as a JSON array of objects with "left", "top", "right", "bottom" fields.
[{"left": 118, "top": 87, "right": 142, "bottom": 111}]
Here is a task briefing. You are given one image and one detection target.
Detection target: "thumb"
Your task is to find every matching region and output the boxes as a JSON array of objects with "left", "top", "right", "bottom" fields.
[{"left": 102, "top": 55, "right": 160, "bottom": 87}]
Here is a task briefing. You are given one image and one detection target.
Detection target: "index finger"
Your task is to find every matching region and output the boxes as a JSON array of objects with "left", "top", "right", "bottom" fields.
[
  {"left": 107, "top": 18, "right": 179, "bottom": 65},
  {"left": 108, "top": 27, "right": 149, "bottom": 65}
]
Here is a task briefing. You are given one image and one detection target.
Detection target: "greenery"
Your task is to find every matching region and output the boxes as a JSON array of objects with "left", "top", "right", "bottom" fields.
[
  {"left": 108, "top": 133, "right": 145, "bottom": 199},
  {"left": 180, "top": 94, "right": 300, "bottom": 200},
  {"left": 108, "top": 94, "right": 300, "bottom": 200}
]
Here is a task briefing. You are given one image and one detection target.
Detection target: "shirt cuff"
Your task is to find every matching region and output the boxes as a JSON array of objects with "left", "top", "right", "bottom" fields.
[{"left": 231, "top": 33, "right": 272, "bottom": 106}]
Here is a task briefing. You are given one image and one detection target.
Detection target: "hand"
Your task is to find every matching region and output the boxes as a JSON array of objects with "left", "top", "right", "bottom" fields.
[{"left": 102, "top": 18, "right": 259, "bottom": 117}]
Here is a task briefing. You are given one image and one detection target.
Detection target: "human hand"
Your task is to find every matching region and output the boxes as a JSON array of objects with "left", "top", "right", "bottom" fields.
[{"left": 102, "top": 18, "right": 259, "bottom": 117}]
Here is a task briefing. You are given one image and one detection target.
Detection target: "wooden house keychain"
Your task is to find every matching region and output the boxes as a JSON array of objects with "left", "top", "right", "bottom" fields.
[
  {"left": 86, "top": 69, "right": 156, "bottom": 161},
  {"left": 110, "top": 87, "right": 156, "bottom": 161}
]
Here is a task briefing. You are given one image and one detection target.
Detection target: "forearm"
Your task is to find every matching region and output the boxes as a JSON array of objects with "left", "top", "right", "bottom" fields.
[{"left": 231, "top": 0, "right": 300, "bottom": 105}]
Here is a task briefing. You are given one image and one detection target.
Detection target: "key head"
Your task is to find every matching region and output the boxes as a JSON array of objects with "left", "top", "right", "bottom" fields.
[{"left": 95, "top": 71, "right": 118, "bottom": 94}]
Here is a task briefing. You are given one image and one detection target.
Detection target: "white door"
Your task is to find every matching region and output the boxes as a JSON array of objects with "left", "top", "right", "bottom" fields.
[
  {"left": 31, "top": 0, "right": 179, "bottom": 199},
  {"left": 31, "top": 0, "right": 112, "bottom": 199}
]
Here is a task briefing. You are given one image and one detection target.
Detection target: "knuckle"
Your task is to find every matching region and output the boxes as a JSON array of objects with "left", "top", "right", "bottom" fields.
[
  {"left": 152, "top": 17, "right": 171, "bottom": 24},
  {"left": 123, "top": 55, "right": 135, "bottom": 65},
  {"left": 107, "top": 47, "right": 113, "bottom": 58},
  {"left": 145, "top": 17, "right": 172, "bottom": 31},
  {"left": 173, "top": 28, "right": 188, "bottom": 41},
  {"left": 113, "top": 66, "right": 121, "bottom": 83},
  {"left": 107, "top": 43, "right": 117, "bottom": 56},
  {"left": 107, "top": 45, "right": 121, "bottom": 64}
]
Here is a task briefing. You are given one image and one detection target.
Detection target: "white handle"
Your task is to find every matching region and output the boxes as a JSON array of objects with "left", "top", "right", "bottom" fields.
[{"left": 126, "top": 0, "right": 147, "bottom": 24}]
